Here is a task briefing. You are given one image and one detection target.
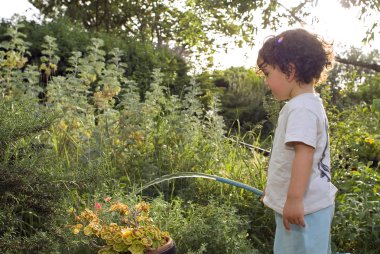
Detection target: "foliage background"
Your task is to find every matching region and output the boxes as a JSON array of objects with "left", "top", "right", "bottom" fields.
[{"left": 0, "top": 2, "right": 379, "bottom": 253}]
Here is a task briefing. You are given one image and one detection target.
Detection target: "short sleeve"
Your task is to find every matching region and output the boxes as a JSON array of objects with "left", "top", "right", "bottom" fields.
[{"left": 284, "top": 107, "right": 318, "bottom": 148}]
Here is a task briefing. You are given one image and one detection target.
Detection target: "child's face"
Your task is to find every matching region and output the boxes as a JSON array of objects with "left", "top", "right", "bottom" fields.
[{"left": 258, "top": 61, "right": 293, "bottom": 101}]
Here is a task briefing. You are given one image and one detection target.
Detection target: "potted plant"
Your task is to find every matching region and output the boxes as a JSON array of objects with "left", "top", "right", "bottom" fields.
[{"left": 68, "top": 198, "right": 176, "bottom": 254}]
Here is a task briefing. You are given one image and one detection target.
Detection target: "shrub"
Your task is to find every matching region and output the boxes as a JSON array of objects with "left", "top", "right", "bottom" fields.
[
  {"left": 0, "top": 98, "right": 63, "bottom": 253},
  {"left": 332, "top": 162, "right": 380, "bottom": 253},
  {"left": 150, "top": 197, "right": 259, "bottom": 254}
]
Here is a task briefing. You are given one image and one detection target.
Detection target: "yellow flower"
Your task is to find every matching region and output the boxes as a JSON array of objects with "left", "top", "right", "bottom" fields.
[
  {"left": 39, "top": 63, "right": 47, "bottom": 71},
  {"left": 110, "top": 202, "right": 129, "bottom": 214},
  {"left": 80, "top": 209, "right": 98, "bottom": 221},
  {"left": 90, "top": 74, "right": 97, "bottom": 83},
  {"left": 72, "top": 227, "right": 81, "bottom": 235},
  {"left": 72, "top": 224, "right": 83, "bottom": 234},
  {"left": 135, "top": 202, "right": 149, "bottom": 212},
  {"left": 122, "top": 228, "right": 132, "bottom": 238},
  {"left": 83, "top": 225, "right": 93, "bottom": 236},
  {"left": 49, "top": 63, "right": 57, "bottom": 71},
  {"left": 84, "top": 130, "right": 92, "bottom": 138},
  {"left": 365, "top": 137, "right": 375, "bottom": 144},
  {"left": 71, "top": 120, "right": 80, "bottom": 129},
  {"left": 67, "top": 207, "right": 76, "bottom": 214},
  {"left": 69, "top": 199, "right": 171, "bottom": 253},
  {"left": 58, "top": 120, "right": 68, "bottom": 131},
  {"left": 136, "top": 215, "right": 145, "bottom": 222}
]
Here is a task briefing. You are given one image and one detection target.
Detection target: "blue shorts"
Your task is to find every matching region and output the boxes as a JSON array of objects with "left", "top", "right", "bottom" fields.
[{"left": 274, "top": 205, "right": 334, "bottom": 254}]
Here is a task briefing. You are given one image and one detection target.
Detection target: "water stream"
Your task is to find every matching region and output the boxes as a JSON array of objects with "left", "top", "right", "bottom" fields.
[{"left": 133, "top": 172, "right": 264, "bottom": 197}]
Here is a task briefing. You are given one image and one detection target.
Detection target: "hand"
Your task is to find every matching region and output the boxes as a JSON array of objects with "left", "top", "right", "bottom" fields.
[
  {"left": 260, "top": 190, "right": 265, "bottom": 202},
  {"left": 282, "top": 198, "right": 305, "bottom": 230}
]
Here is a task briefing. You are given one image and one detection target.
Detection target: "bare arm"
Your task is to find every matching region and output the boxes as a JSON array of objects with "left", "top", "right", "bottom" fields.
[{"left": 282, "top": 141, "right": 315, "bottom": 230}]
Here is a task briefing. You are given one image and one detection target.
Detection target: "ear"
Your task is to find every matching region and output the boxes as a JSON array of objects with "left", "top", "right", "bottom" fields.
[{"left": 286, "top": 63, "right": 296, "bottom": 81}]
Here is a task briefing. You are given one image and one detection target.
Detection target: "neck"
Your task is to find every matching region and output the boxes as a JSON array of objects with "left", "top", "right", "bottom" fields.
[{"left": 289, "top": 83, "right": 315, "bottom": 99}]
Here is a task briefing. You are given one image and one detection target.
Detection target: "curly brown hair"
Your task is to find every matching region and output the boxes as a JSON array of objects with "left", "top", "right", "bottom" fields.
[{"left": 257, "top": 28, "right": 334, "bottom": 85}]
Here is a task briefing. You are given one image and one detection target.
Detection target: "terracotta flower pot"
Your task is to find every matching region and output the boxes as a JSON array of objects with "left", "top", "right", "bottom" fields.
[{"left": 146, "top": 237, "right": 176, "bottom": 254}]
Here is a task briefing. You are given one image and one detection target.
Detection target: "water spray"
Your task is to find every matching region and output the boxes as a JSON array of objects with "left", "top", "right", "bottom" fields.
[{"left": 133, "top": 172, "right": 264, "bottom": 197}]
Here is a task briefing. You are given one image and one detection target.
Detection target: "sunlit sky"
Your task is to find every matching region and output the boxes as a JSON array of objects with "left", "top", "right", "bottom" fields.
[{"left": 1, "top": 0, "right": 379, "bottom": 70}]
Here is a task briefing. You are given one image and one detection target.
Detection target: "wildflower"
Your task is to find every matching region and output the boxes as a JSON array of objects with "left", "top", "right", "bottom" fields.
[
  {"left": 72, "top": 224, "right": 83, "bottom": 234},
  {"left": 71, "top": 120, "right": 80, "bottom": 129},
  {"left": 95, "top": 202, "right": 102, "bottom": 211},
  {"left": 136, "top": 215, "right": 145, "bottom": 222},
  {"left": 110, "top": 202, "right": 129, "bottom": 214},
  {"left": 72, "top": 227, "right": 81, "bottom": 235},
  {"left": 80, "top": 209, "right": 97, "bottom": 221},
  {"left": 83, "top": 130, "right": 92, "bottom": 138},
  {"left": 122, "top": 228, "right": 133, "bottom": 245},
  {"left": 69, "top": 200, "right": 171, "bottom": 253},
  {"left": 67, "top": 207, "right": 76, "bottom": 214},
  {"left": 58, "top": 120, "right": 68, "bottom": 131},
  {"left": 365, "top": 137, "right": 375, "bottom": 144},
  {"left": 39, "top": 63, "right": 47, "bottom": 71},
  {"left": 135, "top": 201, "right": 149, "bottom": 212},
  {"left": 49, "top": 63, "right": 57, "bottom": 71},
  {"left": 122, "top": 228, "right": 132, "bottom": 237}
]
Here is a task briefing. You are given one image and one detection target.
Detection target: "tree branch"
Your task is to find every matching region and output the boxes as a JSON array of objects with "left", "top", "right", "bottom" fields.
[
  {"left": 276, "top": 2, "right": 380, "bottom": 73},
  {"left": 335, "top": 56, "right": 380, "bottom": 72}
]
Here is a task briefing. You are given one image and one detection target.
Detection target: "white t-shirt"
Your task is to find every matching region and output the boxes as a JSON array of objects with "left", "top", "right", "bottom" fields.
[{"left": 263, "top": 93, "right": 338, "bottom": 215}]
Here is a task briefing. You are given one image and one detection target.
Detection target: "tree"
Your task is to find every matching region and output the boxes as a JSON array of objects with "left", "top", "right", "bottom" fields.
[
  {"left": 277, "top": 0, "right": 380, "bottom": 72},
  {"left": 29, "top": 0, "right": 314, "bottom": 59},
  {"left": 30, "top": 0, "right": 380, "bottom": 72},
  {"left": 323, "top": 47, "right": 380, "bottom": 107}
]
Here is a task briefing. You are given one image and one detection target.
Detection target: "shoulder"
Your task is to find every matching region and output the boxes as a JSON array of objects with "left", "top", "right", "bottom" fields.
[{"left": 286, "top": 93, "right": 325, "bottom": 117}]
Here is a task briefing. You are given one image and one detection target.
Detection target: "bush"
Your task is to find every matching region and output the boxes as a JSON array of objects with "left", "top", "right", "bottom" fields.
[
  {"left": 150, "top": 197, "right": 259, "bottom": 254},
  {"left": 0, "top": 98, "right": 63, "bottom": 253},
  {"left": 196, "top": 67, "right": 272, "bottom": 137},
  {"left": 0, "top": 18, "right": 191, "bottom": 97},
  {"left": 332, "top": 163, "right": 380, "bottom": 253}
]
